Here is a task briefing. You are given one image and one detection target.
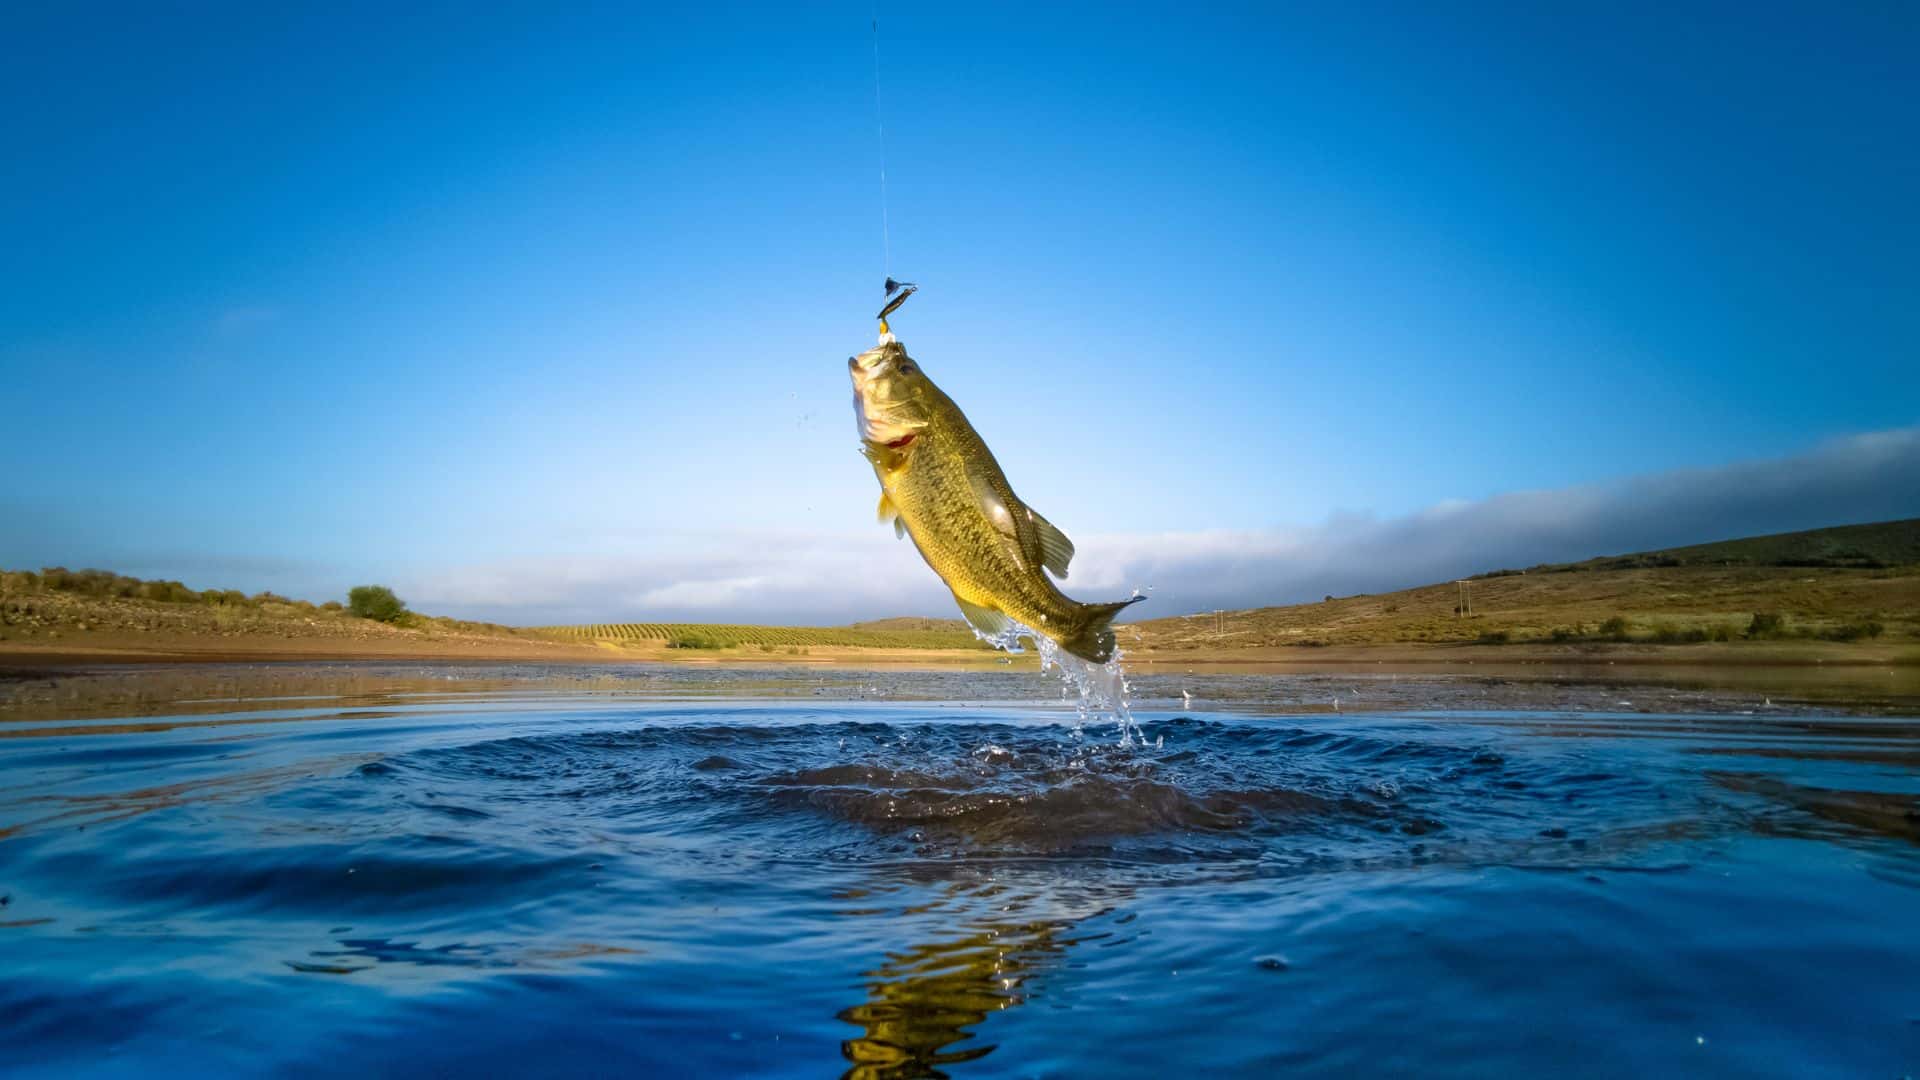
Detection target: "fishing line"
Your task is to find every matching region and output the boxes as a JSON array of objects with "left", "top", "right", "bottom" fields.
[{"left": 869, "top": 7, "right": 891, "bottom": 280}]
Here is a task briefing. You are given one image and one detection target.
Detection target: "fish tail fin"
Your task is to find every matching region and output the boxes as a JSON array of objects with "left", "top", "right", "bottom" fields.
[{"left": 1061, "top": 596, "right": 1147, "bottom": 664}]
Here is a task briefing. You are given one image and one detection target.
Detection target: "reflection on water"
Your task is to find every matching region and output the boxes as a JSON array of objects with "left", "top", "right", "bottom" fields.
[
  {"left": 1714, "top": 772, "right": 1920, "bottom": 845},
  {"left": 0, "top": 664, "right": 1917, "bottom": 1077},
  {"left": 289, "top": 936, "right": 643, "bottom": 975},
  {"left": 839, "top": 918, "right": 1065, "bottom": 1079}
]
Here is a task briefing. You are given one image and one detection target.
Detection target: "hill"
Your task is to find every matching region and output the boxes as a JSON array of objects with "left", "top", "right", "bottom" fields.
[
  {"left": 539, "top": 621, "right": 988, "bottom": 651},
  {"left": 6, "top": 520, "right": 1916, "bottom": 666},
  {"left": 1505, "top": 518, "right": 1920, "bottom": 574},
  {"left": 847, "top": 617, "right": 973, "bottom": 633},
  {"left": 0, "top": 566, "right": 593, "bottom": 663},
  {"left": 1127, "top": 519, "right": 1920, "bottom": 653}
]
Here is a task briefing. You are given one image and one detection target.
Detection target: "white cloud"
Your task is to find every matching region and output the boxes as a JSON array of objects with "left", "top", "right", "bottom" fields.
[{"left": 405, "top": 427, "right": 1920, "bottom": 626}]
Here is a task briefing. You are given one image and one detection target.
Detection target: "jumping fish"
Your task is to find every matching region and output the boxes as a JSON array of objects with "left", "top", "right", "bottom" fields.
[{"left": 848, "top": 338, "right": 1142, "bottom": 662}]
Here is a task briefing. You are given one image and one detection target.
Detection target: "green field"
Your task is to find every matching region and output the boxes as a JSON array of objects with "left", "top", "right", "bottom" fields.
[{"left": 539, "top": 622, "right": 990, "bottom": 651}]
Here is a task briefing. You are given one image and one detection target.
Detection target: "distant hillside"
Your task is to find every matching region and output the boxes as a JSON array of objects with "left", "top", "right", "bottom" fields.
[
  {"left": 0, "top": 565, "right": 579, "bottom": 660},
  {"left": 848, "top": 617, "right": 972, "bottom": 633},
  {"left": 542, "top": 621, "right": 988, "bottom": 651},
  {"left": 1501, "top": 518, "right": 1920, "bottom": 574},
  {"left": 1129, "top": 519, "right": 1920, "bottom": 652}
]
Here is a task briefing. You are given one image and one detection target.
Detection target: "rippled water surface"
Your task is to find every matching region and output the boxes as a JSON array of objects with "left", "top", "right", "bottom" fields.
[{"left": 3, "top": 663, "right": 1918, "bottom": 1077}]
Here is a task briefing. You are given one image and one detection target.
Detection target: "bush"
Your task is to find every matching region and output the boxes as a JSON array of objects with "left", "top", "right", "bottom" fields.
[
  {"left": 1821, "top": 619, "right": 1884, "bottom": 642},
  {"left": 320, "top": 601, "right": 344, "bottom": 612},
  {"left": 1648, "top": 622, "right": 1695, "bottom": 644},
  {"left": 1549, "top": 625, "right": 1577, "bottom": 642},
  {"left": 1747, "top": 612, "right": 1785, "bottom": 639},
  {"left": 40, "top": 567, "right": 127, "bottom": 597},
  {"left": 1477, "top": 629, "right": 1512, "bottom": 644},
  {"left": 141, "top": 580, "right": 198, "bottom": 603},
  {"left": 667, "top": 629, "right": 738, "bottom": 649},
  {"left": 1598, "top": 616, "right": 1630, "bottom": 641},
  {"left": 347, "top": 585, "right": 408, "bottom": 623}
]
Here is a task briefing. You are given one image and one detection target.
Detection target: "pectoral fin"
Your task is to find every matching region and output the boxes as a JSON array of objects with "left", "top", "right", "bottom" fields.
[
  {"left": 1026, "top": 508, "right": 1075, "bottom": 579},
  {"left": 876, "top": 492, "right": 906, "bottom": 539},
  {"left": 953, "top": 595, "right": 1014, "bottom": 641}
]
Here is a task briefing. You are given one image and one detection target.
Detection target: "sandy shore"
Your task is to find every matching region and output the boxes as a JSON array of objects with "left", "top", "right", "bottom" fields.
[{"left": 0, "top": 631, "right": 1016, "bottom": 670}]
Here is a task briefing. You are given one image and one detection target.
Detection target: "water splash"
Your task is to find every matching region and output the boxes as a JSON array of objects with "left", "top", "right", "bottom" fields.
[{"left": 972, "top": 620, "right": 1153, "bottom": 747}]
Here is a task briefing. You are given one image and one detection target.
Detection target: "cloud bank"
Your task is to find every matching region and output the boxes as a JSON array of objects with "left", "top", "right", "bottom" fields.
[{"left": 407, "top": 427, "right": 1920, "bottom": 626}]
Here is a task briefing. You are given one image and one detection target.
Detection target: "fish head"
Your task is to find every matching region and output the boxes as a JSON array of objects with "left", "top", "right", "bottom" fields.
[{"left": 849, "top": 340, "right": 934, "bottom": 446}]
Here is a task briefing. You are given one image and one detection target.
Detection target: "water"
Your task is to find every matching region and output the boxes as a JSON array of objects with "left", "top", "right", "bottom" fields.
[
  {"left": 3, "top": 663, "right": 1918, "bottom": 1077},
  {"left": 970, "top": 621, "right": 1144, "bottom": 745}
]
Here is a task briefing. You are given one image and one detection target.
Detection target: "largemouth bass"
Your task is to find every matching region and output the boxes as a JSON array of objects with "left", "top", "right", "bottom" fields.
[{"left": 849, "top": 339, "right": 1142, "bottom": 662}]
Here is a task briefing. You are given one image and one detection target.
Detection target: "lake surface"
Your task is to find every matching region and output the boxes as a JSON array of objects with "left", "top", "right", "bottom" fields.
[{"left": 2, "top": 663, "right": 1917, "bottom": 1077}]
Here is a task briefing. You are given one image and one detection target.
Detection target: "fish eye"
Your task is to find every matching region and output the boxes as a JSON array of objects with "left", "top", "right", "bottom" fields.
[{"left": 899, "top": 363, "right": 916, "bottom": 374}]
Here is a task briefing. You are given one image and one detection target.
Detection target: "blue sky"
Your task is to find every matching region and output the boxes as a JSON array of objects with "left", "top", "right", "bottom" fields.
[{"left": 2, "top": 3, "right": 1915, "bottom": 623}]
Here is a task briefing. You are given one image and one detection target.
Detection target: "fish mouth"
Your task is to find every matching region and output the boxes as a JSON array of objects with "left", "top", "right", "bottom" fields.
[{"left": 849, "top": 341, "right": 906, "bottom": 377}]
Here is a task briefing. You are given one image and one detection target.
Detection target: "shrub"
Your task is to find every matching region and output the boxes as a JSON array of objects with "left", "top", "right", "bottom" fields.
[
  {"left": 347, "top": 585, "right": 408, "bottom": 623},
  {"left": 1477, "top": 629, "right": 1512, "bottom": 645},
  {"left": 1821, "top": 620, "right": 1884, "bottom": 642},
  {"left": 321, "top": 601, "right": 344, "bottom": 613},
  {"left": 1747, "top": 612, "right": 1785, "bottom": 639},
  {"left": 667, "top": 629, "right": 738, "bottom": 649},
  {"left": 1549, "top": 626, "right": 1576, "bottom": 642},
  {"left": 141, "top": 580, "right": 198, "bottom": 603},
  {"left": 1598, "top": 616, "right": 1630, "bottom": 641}
]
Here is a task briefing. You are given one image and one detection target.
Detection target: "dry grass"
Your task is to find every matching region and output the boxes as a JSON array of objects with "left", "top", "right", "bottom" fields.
[{"left": 1127, "top": 564, "right": 1920, "bottom": 652}]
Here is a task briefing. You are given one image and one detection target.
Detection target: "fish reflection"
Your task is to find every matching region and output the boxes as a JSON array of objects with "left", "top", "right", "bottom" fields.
[{"left": 839, "top": 919, "right": 1068, "bottom": 1080}]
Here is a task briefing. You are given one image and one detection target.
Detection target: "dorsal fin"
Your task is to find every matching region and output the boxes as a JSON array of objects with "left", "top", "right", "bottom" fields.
[{"left": 1025, "top": 506, "right": 1074, "bottom": 579}]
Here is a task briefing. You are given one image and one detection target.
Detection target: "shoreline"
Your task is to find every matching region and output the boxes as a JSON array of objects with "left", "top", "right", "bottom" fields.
[{"left": 1, "top": 633, "right": 1912, "bottom": 673}]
